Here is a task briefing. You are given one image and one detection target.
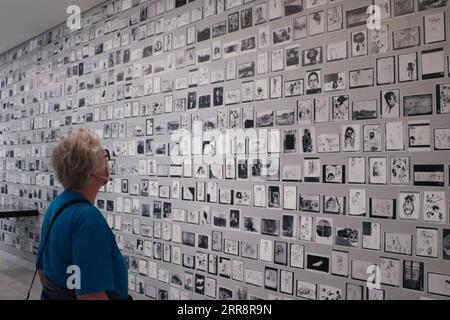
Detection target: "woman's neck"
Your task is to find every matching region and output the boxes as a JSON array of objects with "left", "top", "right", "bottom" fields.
[{"left": 70, "top": 187, "right": 97, "bottom": 204}]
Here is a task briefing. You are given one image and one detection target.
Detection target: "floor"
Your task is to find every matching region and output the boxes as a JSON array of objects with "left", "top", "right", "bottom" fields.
[{"left": 0, "top": 258, "right": 41, "bottom": 300}]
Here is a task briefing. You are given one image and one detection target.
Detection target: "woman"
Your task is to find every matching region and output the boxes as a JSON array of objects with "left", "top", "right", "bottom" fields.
[{"left": 35, "top": 128, "right": 128, "bottom": 300}]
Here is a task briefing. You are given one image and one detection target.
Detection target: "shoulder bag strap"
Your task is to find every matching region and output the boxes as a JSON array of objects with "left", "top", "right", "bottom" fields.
[{"left": 26, "top": 198, "right": 91, "bottom": 300}]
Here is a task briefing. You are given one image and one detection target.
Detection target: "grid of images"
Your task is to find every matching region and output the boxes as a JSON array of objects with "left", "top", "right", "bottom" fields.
[{"left": 0, "top": 0, "right": 450, "bottom": 300}]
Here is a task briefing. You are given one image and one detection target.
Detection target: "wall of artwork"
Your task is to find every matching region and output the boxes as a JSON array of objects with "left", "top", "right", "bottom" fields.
[{"left": 1, "top": 0, "right": 450, "bottom": 300}]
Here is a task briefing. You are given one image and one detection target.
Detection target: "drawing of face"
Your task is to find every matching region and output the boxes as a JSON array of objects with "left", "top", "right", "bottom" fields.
[{"left": 308, "top": 72, "right": 319, "bottom": 89}]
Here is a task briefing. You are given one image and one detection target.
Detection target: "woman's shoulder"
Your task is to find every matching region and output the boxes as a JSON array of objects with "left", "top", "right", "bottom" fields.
[{"left": 71, "top": 203, "right": 107, "bottom": 227}]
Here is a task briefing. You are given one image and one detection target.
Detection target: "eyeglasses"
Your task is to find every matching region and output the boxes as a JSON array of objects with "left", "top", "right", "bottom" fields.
[{"left": 104, "top": 148, "right": 111, "bottom": 162}]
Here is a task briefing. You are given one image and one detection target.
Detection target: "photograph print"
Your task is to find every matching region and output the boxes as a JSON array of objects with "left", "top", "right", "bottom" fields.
[{"left": 352, "top": 99, "right": 378, "bottom": 120}]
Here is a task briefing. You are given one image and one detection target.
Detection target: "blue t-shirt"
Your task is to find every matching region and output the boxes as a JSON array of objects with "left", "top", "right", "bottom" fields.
[{"left": 35, "top": 189, "right": 128, "bottom": 299}]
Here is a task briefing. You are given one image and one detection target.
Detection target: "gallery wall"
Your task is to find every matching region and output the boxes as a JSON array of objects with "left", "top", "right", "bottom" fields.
[{"left": 0, "top": 0, "right": 450, "bottom": 300}]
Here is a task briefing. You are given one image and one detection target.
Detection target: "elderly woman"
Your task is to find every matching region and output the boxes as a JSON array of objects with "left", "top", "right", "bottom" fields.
[{"left": 34, "top": 128, "right": 128, "bottom": 300}]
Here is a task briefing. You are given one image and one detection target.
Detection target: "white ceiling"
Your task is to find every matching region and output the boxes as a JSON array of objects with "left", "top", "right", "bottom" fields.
[{"left": 0, "top": 0, "right": 106, "bottom": 55}]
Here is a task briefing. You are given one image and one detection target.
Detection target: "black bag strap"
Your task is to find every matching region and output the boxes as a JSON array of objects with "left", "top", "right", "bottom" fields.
[{"left": 26, "top": 198, "right": 91, "bottom": 300}]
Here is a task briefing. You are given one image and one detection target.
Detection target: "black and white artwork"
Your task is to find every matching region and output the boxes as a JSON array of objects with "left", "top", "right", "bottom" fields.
[
  {"left": 326, "top": 41, "right": 347, "bottom": 62},
  {"left": 318, "top": 134, "right": 340, "bottom": 152},
  {"left": 272, "top": 25, "right": 292, "bottom": 46},
  {"left": 349, "top": 68, "right": 374, "bottom": 88},
  {"left": 369, "top": 157, "right": 387, "bottom": 184},
  {"left": 327, "top": 6, "right": 343, "bottom": 32},
  {"left": 314, "top": 97, "right": 330, "bottom": 123},
  {"left": 274, "top": 241, "right": 288, "bottom": 265},
  {"left": 323, "top": 196, "right": 345, "bottom": 215},
  {"left": 268, "top": 0, "right": 283, "bottom": 21},
  {"left": 371, "top": 25, "right": 389, "bottom": 54},
  {"left": 403, "top": 94, "right": 433, "bottom": 116},
  {"left": 296, "top": 281, "right": 316, "bottom": 300},
  {"left": 241, "top": 7, "right": 253, "bottom": 29},
  {"left": 332, "top": 95, "right": 349, "bottom": 121},
  {"left": 306, "top": 253, "right": 329, "bottom": 273},
  {"left": 305, "top": 69, "right": 322, "bottom": 94},
  {"left": 316, "top": 218, "right": 333, "bottom": 245},
  {"left": 392, "top": 0, "right": 415, "bottom": 17},
  {"left": 349, "top": 188, "right": 366, "bottom": 216},
  {"left": 351, "top": 30, "right": 368, "bottom": 57},
  {"left": 302, "top": 47, "right": 322, "bottom": 67},
  {"left": 331, "top": 250, "right": 349, "bottom": 277},
  {"left": 434, "top": 128, "right": 450, "bottom": 150},
  {"left": 377, "top": 56, "right": 395, "bottom": 85},
  {"left": 444, "top": 229, "right": 450, "bottom": 260},
  {"left": 362, "top": 222, "right": 381, "bottom": 250},
  {"left": 299, "top": 216, "right": 313, "bottom": 242},
  {"left": 346, "top": 284, "right": 363, "bottom": 300},
  {"left": 393, "top": 26, "right": 420, "bottom": 50},
  {"left": 399, "top": 52, "right": 418, "bottom": 82},
  {"left": 300, "top": 128, "right": 315, "bottom": 153},
  {"left": 348, "top": 157, "right": 366, "bottom": 184},
  {"left": 363, "top": 124, "right": 382, "bottom": 152},
  {"left": 370, "top": 198, "right": 396, "bottom": 219},
  {"left": 308, "top": 11, "right": 325, "bottom": 36},
  {"left": 424, "top": 12, "right": 446, "bottom": 44},
  {"left": 416, "top": 227, "right": 438, "bottom": 258},
  {"left": 423, "top": 191, "right": 446, "bottom": 223},
  {"left": 264, "top": 267, "right": 278, "bottom": 291},
  {"left": 342, "top": 124, "right": 361, "bottom": 152},
  {"left": 437, "top": 82, "right": 450, "bottom": 114},
  {"left": 418, "top": 0, "right": 448, "bottom": 11},
  {"left": 381, "top": 89, "right": 400, "bottom": 118},
  {"left": 379, "top": 257, "right": 400, "bottom": 287},
  {"left": 290, "top": 243, "right": 304, "bottom": 269},
  {"left": 398, "top": 191, "right": 421, "bottom": 220},
  {"left": 284, "top": 0, "right": 303, "bottom": 16},
  {"left": 422, "top": 48, "right": 445, "bottom": 80},
  {"left": 271, "top": 48, "right": 284, "bottom": 72},
  {"left": 413, "top": 164, "right": 445, "bottom": 186},
  {"left": 299, "top": 194, "right": 320, "bottom": 212},
  {"left": 228, "top": 11, "right": 240, "bottom": 33},
  {"left": 323, "top": 72, "right": 345, "bottom": 92},
  {"left": 286, "top": 45, "right": 300, "bottom": 69},
  {"left": 403, "top": 260, "right": 424, "bottom": 291},
  {"left": 335, "top": 226, "right": 359, "bottom": 247},
  {"left": 427, "top": 273, "right": 450, "bottom": 297},
  {"left": 284, "top": 79, "right": 304, "bottom": 97},
  {"left": 385, "top": 121, "right": 405, "bottom": 151},
  {"left": 352, "top": 99, "right": 377, "bottom": 120},
  {"left": 408, "top": 120, "right": 431, "bottom": 151},
  {"left": 391, "top": 156, "right": 410, "bottom": 185},
  {"left": 346, "top": 6, "right": 370, "bottom": 28},
  {"left": 293, "top": 15, "right": 307, "bottom": 40},
  {"left": 254, "top": 2, "right": 267, "bottom": 25},
  {"left": 385, "top": 233, "right": 413, "bottom": 255},
  {"left": 323, "top": 165, "right": 345, "bottom": 183}
]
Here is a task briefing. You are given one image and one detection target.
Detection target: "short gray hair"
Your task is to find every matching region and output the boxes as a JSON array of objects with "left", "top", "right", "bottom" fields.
[{"left": 52, "top": 128, "right": 104, "bottom": 189}]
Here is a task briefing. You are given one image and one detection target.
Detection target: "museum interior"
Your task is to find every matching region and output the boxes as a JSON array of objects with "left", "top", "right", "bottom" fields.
[{"left": 0, "top": 0, "right": 449, "bottom": 301}]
